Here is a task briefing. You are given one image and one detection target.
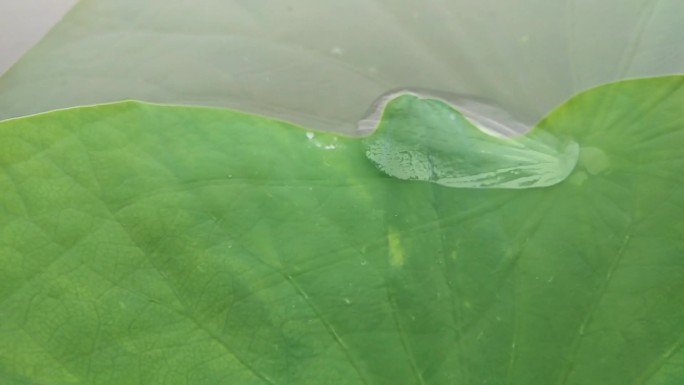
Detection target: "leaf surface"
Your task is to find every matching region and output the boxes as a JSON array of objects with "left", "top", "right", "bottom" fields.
[{"left": 1, "top": 76, "right": 683, "bottom": 384}]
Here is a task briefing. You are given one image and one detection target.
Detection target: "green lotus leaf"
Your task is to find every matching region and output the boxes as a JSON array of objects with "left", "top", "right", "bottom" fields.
[{"left": 1, "top": 75, "right": 683, "bottom": 384}]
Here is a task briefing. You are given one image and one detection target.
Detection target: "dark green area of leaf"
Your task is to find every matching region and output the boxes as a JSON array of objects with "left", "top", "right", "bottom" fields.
[{"left": 1, "top": 76, "right": 683, "bottom": 384}]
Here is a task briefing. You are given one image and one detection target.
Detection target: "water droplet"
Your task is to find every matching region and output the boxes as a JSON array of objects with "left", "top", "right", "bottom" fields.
[
  {"left": 579, "top": 147, "right": 610, "bottom": 175},
  {"left": 330, "top": 46, "right": 343, "bottom": 56},
  {"left": 343, "top": 298, "right": 352, "bottom": 305},
  {"left": 360, "top": 91, "right": 579, "bottom": 189},
  {"left": 227, "top": 174, "right": 233, "bottom": 178},
  {"left": 360, "top": 259, "right": 368, "bottom": 266}
]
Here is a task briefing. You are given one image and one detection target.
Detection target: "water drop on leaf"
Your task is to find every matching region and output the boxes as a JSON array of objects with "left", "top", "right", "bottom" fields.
[{"left": 361, "top": 92, "right": 579, "bottom": 189}]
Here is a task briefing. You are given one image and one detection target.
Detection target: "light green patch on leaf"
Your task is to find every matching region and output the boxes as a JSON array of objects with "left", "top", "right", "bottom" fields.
[
  {"left": 1, "top": 76, "right": 684, "bottom": 384},
  {"left": 386, "top": 226, "right": 405, "bottom": 268}
]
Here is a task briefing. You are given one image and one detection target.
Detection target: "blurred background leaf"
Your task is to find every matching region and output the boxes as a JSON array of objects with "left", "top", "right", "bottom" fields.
[
  {"left": 0, "top": 0, "right": 682, "bottom": 133},
  {"left": 0, "top": 0, "right": 76, "bottom": 75}
]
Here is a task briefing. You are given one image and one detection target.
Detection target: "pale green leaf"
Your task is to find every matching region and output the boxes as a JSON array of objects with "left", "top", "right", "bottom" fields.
[{"left": 0, "top": 1, "right": 682, "bottom": 132}]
